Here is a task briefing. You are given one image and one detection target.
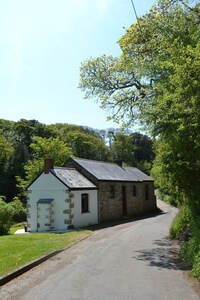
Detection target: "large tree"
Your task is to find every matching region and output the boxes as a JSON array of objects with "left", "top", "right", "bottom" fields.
[
  {"left": 79, "top": 0, "right": 200, "bottom": 205},
  {"left": 109, "top": 131, "right": 154, "bottom": 173},
  {"left": 16, "top": 136, "right": 73, "bottom": 202}
]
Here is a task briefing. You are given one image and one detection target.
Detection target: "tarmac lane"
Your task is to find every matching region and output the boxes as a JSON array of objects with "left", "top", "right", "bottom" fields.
[{"left": 0, "top": 200, "right": 199, "bottom": 300}]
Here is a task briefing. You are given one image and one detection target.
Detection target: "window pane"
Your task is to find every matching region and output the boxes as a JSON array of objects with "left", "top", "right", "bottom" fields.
[{"left": 81, "top": 193, "right": 89, "bottom": 213}]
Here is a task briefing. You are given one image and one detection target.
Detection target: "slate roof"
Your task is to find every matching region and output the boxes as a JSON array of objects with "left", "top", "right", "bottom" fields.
[
  {"left": 51, "top": 167, "right": 97, "bottom": 189},
  {"left": 71, "top": 158, "right": 153, "bottom": 182}
]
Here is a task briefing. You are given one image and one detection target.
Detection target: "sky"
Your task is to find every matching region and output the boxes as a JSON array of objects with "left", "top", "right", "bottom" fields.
[{"left": 0, "top": 0, "right": 155, "bottom": 130}]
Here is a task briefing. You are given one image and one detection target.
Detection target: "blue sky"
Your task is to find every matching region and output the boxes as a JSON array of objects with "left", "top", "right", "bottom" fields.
[{"left": 0, "top": 0, "right": 155, "bottom": 129}]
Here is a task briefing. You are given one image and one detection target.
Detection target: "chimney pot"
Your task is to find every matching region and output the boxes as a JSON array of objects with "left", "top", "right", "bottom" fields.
[
  {"left": 44, "top": 158, "right": 54, "bottom": 174},
  {"left": 114, "top": 159, "right": 123, "bottom": 167}
]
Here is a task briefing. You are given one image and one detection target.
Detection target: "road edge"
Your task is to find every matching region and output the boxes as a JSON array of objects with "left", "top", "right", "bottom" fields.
[{"left": 0, "top": 232, "right": 94, "bottom": 287}]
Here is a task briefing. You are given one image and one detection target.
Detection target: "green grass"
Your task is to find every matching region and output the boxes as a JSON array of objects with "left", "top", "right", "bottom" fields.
[{"left": 0, "top": 229, "right": 92, "bottom": 277}]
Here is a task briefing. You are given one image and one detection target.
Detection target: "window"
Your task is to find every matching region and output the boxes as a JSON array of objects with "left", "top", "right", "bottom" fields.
[
  {"left": 110, "top": 185, "right": 115, "bottom": 198},
  {"left": 145, "top": 185, "right": 149, "bottom": 200},
  {"left": 133, "top": 185, "right": 137, "bottom": 197},
  {"left": 81, "top": 193, "right": 89, "bottom": 213}
]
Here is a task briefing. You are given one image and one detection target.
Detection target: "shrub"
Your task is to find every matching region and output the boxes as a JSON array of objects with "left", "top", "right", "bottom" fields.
[
  {"left": 169, "top": 205, "right": 191, "bottom": 239},
  {"left": 10, "top": 198, "right": 27, "bottom": 223},
  {"left": 157, "top": 189, "right": 179, "bottom": 207},
  {"left": 191, "top": 250, "right": 200, "bottom": 278},
  {"left": 170, "top": 203, "right": 200, "bottom": 279},
  {"left": 180, "top": 231, "right": 200, "bottom": 277},
  {"left": 0, "top": 197, "right": 14, "bottom": 235}
]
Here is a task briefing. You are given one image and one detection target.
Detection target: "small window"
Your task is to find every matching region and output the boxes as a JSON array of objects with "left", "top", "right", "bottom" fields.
[
  {"left": 81, "top": 193, "right": 89, "bottom": 213},
  {"left": 145, "top": 185, "right": 149, "bottom": 200},
  {"left": 133, "top": 185, "right": 137, "bottom": 197},
  {"left": 110, "top": 185, "right": 115, "bottom": 198}
]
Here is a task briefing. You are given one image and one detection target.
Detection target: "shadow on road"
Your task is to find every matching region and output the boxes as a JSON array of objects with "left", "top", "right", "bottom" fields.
[
  {"left": 85, "top": 209, "right": 166, "bottom": 232},
  {"left": 132, "top": 237, "right": 191, "bottom": 271}
]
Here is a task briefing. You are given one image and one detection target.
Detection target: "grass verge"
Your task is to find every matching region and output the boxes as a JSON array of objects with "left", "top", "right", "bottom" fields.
[{"left": 0, "top": 228, "right": 92, "bottom": 277}]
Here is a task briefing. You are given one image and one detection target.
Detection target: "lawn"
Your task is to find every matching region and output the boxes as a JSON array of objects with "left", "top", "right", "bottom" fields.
[{"left": 0, "top": 228, "right": 92, "bottom": 277}]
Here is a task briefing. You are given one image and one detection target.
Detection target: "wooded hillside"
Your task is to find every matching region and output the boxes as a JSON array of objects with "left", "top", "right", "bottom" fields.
[{"left": 0, "top": 118, "right": 154, "bottom": 202}]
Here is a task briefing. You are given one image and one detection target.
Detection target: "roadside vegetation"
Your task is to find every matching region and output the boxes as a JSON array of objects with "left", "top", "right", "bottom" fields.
[
  {"left": 0, "top": 197, "right": 26, "bottom": 235},
  {"left": 0, "top": 228, "right": 91, "bottom": 277},
  {"left": 169, "top": 204, "right": 200, "bottom": 278},
  {"left": 79, "top": 0, "right": 200, "bottom": 279}
]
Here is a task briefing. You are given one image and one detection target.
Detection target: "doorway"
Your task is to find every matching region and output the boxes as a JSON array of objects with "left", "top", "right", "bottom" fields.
[{"left": 122, "top": 186, "right": 127, "bottom": 216}]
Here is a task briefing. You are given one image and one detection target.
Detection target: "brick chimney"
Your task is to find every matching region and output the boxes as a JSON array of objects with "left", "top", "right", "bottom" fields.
[{"left": 44, "top": 158, "right": 54, "bottom": 174}]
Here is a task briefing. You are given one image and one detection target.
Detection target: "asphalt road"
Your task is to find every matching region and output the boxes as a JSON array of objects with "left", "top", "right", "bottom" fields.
[{"left": 1, "top": 200, "right": 199, "bottom": 300}]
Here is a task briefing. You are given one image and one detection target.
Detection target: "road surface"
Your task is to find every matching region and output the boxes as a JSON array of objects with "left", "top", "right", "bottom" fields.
[{"left": 1, "top": 200, "right": 199, "bottom": 300}]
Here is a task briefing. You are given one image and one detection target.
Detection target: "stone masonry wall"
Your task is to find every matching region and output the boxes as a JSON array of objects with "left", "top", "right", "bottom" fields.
[{"left": 99, "top": 181, "right": 156, "bottom": 222}]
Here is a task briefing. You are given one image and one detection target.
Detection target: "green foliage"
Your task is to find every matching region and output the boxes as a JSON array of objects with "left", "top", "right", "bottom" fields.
[
  {"left": 0, "top": 116, "right": 154, "bottom": 203},
  {"left": 156, "top": 189, "right": 178, "bottom": 207},
  {"left": 16, "top": 136, "right": 73, "bottom": 201},
  {"left": 0, "top": 133, "right": 15, "bottom": 200},
  {"left": 79, "top": 54, "right": 145, "bottom": 126},
  {"left": 16, "top": 159, "right": 44, "bottom": 201},
  {"left": 169, "top": 205, "right": 191, "bottom": 239},
  {"left": 169, "top": 203, "right": 200, "bottom": 278},
  {"left": 80, "top": 0, "right": 200, "bottom": 201},
  {"left": 30, "top": 136, "right": 72, "bottom": 164},
  {"left": 110, "top": 132, "right": 137, "bottom": 165},
  {"left": 191, "top": 250, "right": 200, "bottom": 278},
  {"left": 0, "top": 119, "right": 56, "bottom": 201},
  {"left": 109, "top": 131, "right": 154, "bottom": 173},
  {"left": 0, "top": 133, "right": 14, "bottom": 162},
  {"left": 65, "top": 130, "right": 109, "bottom": 160},
  {"left": 49, "top": 123, "right": 110, "bottom": 161},
  {"left": 79, "top": 0, "right": 200, "bottom": 278},
  {"left": 10, "top": 198, "right": 27, "bottom": 223},
  {"left": 180, "top": 229, "right": 200, "bottom": 278},
  {"left": 0, "top": 197, "right": 14, "bottom": 235}
]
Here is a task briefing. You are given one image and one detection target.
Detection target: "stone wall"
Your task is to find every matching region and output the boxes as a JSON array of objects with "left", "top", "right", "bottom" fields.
[{"left": 98, "top": 181, "right": 156, "bottom": 222}]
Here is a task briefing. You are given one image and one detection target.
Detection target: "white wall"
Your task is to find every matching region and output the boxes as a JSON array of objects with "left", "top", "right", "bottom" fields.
[
  {"left": 72, "top": 190, "right": 98, "bottom": 228},
  {"left": 27, "top": 172, "right": 69, "bottom": 232},
  {"left": 27, "top": 172, "right": 98, "bottom": 231}
]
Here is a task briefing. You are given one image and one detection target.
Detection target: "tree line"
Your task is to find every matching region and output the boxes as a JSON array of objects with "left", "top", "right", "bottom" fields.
[{"left": 0, "top": 118, "right": 154, "bottom": 203}]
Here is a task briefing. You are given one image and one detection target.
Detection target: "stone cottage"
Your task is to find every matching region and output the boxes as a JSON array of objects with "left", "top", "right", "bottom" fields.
[
  {"left": 27, "top": 158, "right": 156, "bottom": 232},
  {"left": 66, "top": 158, "right": 156, "bottom": 223}
]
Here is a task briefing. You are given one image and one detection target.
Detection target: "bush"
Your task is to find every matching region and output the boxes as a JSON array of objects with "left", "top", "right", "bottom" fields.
[
  {"left": 0, "top": 197, "right": 14, "bottom": 235},
  {"left": 191, "top": 250, "right": 200, "bottom": 278},
  {"left": 170, "top": 203, "right": 200, "bottom": 279},
  {"left": 10, "top": 198, "right": 27, "bottom": 223},
  {"left": 157, "top": 189, "right": 179, "bottom": 207},
  {"left": 169, "top": 205, "right": 191, "bottom": 239},
  {"left": 180, "top": 231, "right": 200, "bottom": 277}
]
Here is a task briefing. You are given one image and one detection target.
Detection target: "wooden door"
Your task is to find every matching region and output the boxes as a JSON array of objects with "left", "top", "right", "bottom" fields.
[{"left": 122, "top": 186, "right": 127, "bottom": 216}]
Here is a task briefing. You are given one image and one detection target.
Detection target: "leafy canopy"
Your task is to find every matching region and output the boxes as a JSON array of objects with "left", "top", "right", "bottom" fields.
[
  {"left": 79, "top": 0, "right": 200, "bottom": 132},
  {"left": 79, "top": 0, "right": 200, "bottom": 202}
]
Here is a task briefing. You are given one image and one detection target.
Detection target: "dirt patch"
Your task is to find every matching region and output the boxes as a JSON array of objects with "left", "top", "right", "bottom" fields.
[{"left": 184, "top": 272, "right": 200, "bottom": 299}]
